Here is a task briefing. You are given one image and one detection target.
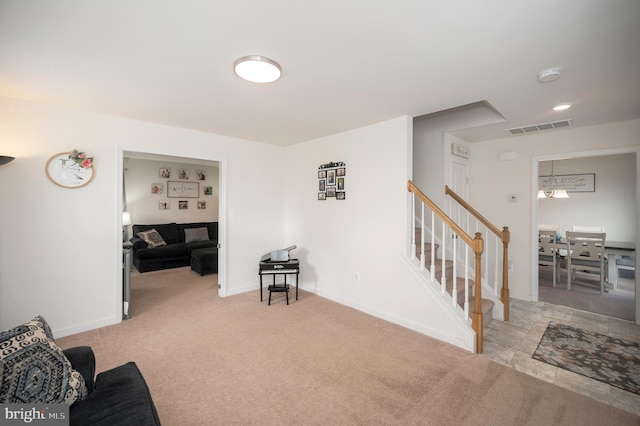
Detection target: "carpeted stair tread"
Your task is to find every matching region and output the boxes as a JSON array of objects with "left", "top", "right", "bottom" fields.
[{"left": 469, "top": 297, "right": 495, "bottom": 325}]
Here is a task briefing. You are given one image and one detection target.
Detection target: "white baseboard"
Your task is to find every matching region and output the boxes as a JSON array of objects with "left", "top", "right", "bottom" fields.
[{"left": 53, "top": 315, "right": 120, "bottom": 339}]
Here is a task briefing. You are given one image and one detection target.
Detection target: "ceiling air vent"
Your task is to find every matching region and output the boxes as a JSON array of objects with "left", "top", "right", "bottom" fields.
[{"left": 505, "top": 119, "right": 572, "bottom": 136}]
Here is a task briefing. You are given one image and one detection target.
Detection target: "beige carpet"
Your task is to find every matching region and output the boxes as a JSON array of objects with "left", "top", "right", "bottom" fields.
[{"left": 57, "top": 267, "right": 640, "bottom": 425}]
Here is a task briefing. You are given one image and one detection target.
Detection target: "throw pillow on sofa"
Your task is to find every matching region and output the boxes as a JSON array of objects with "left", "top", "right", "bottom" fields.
[
  {"left": 0, "top": 316, "right": 88, "bottom": 404},
  {"left": 184, "top": 227, "right": 210, "bottom": 243},
  {"left": 137, "top": 229, "right": 167, "bottom": 248}
]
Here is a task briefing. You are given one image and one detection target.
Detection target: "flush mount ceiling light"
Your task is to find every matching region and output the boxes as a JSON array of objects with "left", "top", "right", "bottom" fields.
[
  {"left": 538, "top": 67, "right": 561, "bottom": 83},
  {"left": 553, "top": 104, "right": 571, "bottom": 111},
  {"left": 233, "top": 55, "right": 282, "bottom": 83}
]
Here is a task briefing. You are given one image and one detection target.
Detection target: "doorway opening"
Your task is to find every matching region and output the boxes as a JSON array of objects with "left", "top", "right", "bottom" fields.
[
  {"left": 119, "top": 149, "right": 227, "bottom": 319},
  {"left": 532, "top": 148, "right": 638, "bottom": 323}
]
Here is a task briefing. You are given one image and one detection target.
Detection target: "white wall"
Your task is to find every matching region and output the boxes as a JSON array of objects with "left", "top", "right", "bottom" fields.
[
  {"left": 0, "top": 96, "right": 286, "bottom": 336},
  {"left": 413, "top": 103, "right": 500, "bottom": 206},
  {"left": 124, "top": 157, "right": 219, "bottom": 225},
  {"left": 413, "top": 116, "right": 445, "bottom": 205},
  {"left": 285, "top": 116, "right": 473, "bottom": 350},
  {"left": 538, "top": 154, "right": 636, "bottom": 241},
  {"left": 468, "top": 119, "right": 640, "bottom": 310}
]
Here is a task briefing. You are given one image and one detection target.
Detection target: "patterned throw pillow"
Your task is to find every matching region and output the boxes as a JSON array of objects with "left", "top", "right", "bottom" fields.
[
  {"left": 0, "top": 316, "right": 88, "bottom": 404},
  {"left": 184, "top": 227, "right": 210, "bottom": 243},
  {"left": 137, "top": 229, "right": 167, "bottom": 248}
]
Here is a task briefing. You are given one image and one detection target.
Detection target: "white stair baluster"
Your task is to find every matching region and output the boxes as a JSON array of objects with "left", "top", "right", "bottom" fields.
[{"left": 420, "top": 203, "right": 426, "bottom": 270}]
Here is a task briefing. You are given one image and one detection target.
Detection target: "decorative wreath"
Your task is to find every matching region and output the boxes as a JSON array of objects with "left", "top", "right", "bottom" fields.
[{"left": 68, "top": 149, "right": 93, "bottom": 168}]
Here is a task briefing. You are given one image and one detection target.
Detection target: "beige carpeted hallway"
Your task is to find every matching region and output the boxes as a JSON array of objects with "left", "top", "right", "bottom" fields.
[{"left": 57, "top": 267, "right": 640, "bottom": 425}]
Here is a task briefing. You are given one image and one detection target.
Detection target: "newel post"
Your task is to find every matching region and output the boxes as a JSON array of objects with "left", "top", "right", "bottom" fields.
[
  {"left": 501, "top": 226, "right": 511, "bottom": 321},
  {"left": 472, "top": 232, "right": 484, "bottom": 353}
]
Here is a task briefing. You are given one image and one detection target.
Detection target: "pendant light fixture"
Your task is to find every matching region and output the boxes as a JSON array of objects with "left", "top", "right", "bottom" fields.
[{"left": 538, "top": 160, "right": 569, "bottom": 199}]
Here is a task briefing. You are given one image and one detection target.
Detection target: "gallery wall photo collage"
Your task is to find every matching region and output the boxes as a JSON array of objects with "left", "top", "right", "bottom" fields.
[{"left": 318, "top": 161, "right": 345, "bottom": 200}]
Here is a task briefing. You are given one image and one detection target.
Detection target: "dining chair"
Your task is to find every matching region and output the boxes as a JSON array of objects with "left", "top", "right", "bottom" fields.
[
  {"left": 538, "top": 228, "right": 559, "bottom": 287},
  {"left": 572, "top": 225, "right": 605, "bottom": 233},
  {"left": 539, "top": 224, "right": 561, "bottom": 234},
  {"left": 565, "top": 231, "right": 607, "bottom": 294}
]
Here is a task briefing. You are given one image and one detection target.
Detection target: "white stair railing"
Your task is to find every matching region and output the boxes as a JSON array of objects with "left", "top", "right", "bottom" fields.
[
  {"left": 408, "top": 181, "right": 485, "bottom": 352},
  {"left": 445, "top": 185, "right": 511, "bottom": 321}
]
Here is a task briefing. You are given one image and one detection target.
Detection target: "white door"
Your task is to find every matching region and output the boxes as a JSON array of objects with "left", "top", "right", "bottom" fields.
[{"left": 450, "top": 159, "right": 469, "bottom": 256}]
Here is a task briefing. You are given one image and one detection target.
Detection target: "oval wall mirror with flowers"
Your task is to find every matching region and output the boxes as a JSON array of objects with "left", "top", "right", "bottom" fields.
[{"left": 45, "top": 150, "right": 94, "bottom": 188}]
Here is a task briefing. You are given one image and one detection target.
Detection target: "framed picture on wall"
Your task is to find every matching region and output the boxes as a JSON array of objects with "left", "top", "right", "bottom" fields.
[
  {"left": 159, "top": 201, "right": 170, "bottom": 210},
  {"left": 327, "top": 170, "right": 335, "bottom": 186},
  {"left": 204, "top": 186, "right": 213, "bottom": 195},
  {"left": 196, "top": 170, "right": 206, "bottom": 181},
  {"left": 159, "top": 168, "right": 170, "bottom": 178},
  {"left": 45, "top": 152, "right": 94, "bottom": 189},
  {"left": 317, "top": 162, "right": 346, "bottom": 201},
  {"left": 167, "top": 181, "right": 199, "bottom": 198},
  {"left": 178, "top": 169, "right": 189, "bottom": 179},
  {"left": 197, "top": 201, "right": 206, "bottom": 209},
  {"left": 178, "top": 200, "right": 188, "bottom": 210},
  {"left": 151, "top": 182, "right": 163, "bottom": 194}
]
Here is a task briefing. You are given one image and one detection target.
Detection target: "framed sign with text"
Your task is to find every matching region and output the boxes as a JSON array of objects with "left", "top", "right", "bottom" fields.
[
  {"left": 167, "top": 181, "right": 200, "bottom": 198},
  {"left": 538, "top": 173, "right": 595, "bottom": 193}
]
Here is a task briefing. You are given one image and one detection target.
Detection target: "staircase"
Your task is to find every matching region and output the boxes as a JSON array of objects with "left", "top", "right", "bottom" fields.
[
  {"left": 407, "top": 180, "right": 510, "bottom": 353},
  {"left": 416, "top": 229, "right": 495, "bottom": 326}
]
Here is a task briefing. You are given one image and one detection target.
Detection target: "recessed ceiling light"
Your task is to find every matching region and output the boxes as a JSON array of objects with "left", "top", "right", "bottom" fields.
[
  {"left": 538, "top": 67, "right": 561, "bottom": 83},
  {"left": 553, "top": 104, "right": 571, "bottom": 111},
  {"left": 233, "top": 55, "right": 282, "bottom": 83}
]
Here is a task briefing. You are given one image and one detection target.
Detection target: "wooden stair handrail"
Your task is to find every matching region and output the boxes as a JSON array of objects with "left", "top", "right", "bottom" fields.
[
  {"left": 445, "top": 185, "right": 504, "bottom": 240},
  {"left": 408, "top": 181, "right": 481, "bottom": 252},
  {"left": 408, "top": 180, "right": 485, "bottom": 352},
  {"left": 444, "top": 184, "right": 510, "bottom": 321}
]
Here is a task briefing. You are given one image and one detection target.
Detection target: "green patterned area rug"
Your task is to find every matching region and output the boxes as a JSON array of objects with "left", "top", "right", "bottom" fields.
[{"left": 533, "top": 321, "right": 640, "bottom": 395}]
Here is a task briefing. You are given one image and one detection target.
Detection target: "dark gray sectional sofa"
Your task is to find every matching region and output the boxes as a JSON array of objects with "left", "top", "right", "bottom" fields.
[
  {"left": 0, "top": 316, "right": 160, "bottom": 426},
  {"left": 65, "top": 346, "right": 161, "bottom": 426},
  {"left": 131, "top": 222, "right": 218, "bottom": 273}
]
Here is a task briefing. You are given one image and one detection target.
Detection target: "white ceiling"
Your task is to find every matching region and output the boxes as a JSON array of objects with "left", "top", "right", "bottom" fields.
[{"left": 1, "top": 1, "right": 639, "bottom": 146}]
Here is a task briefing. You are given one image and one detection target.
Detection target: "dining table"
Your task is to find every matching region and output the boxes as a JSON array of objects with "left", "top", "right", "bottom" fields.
[{"left": 557, "top": 238, "right": 635, "bottom": 290}]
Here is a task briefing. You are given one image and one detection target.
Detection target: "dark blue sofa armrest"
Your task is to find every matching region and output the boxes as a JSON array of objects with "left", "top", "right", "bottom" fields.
[{"left": 63, "top": 346, "right": 95, "bottom": 392}]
